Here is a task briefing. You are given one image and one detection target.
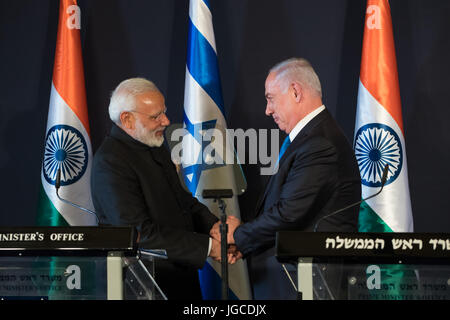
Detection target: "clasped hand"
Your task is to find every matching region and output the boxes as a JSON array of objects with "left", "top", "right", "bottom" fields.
[{"left": 208, "top": 216, "right": 243, "bottom": 264}]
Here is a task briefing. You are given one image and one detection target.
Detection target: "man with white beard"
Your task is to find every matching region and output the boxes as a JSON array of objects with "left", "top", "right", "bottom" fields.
[{"left": 91, "top": 78, "right": 220, "bottom": 300}]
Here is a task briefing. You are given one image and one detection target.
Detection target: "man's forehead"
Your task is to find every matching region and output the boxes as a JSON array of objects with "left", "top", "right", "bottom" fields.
[
  {"left": 265, "top": 73, "right": 280, "bottom": 93},
  {"left": 136, "top": 91, "right": 165, "bottom": 108}
]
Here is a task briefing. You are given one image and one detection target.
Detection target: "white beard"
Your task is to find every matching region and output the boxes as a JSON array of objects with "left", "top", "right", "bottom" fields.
[{"left": 135, "top": 121, "right": 165, "bottom": 147}]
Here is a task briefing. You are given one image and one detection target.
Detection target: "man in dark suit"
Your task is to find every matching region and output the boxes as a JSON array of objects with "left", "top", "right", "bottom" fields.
[
  {"left": 212, "top": 58, "right": 361, "bottom": 299},
  {"left": 91, "top": 78, "right": 220, "bottom": 300}
]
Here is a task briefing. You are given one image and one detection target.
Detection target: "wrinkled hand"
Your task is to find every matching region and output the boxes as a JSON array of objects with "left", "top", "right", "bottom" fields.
[
  {"left": 227, "top": 244, "right": 243, "bottom": 265},
  {"left": 225, "top": 216, "right": 241, "bottom": 244},
  {"left": 209, "top": 220, "right": 221, "bottom": 242},
  {"left": 209, "top": 238, "right": 243, "bottom": 264},
  {"left": 209, "top": 216, "right": 242, "bottom": 245}
]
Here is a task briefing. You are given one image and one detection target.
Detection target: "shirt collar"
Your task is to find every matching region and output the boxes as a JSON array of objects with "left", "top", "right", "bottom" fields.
[{"left": 288, "top": 105, "right": 326, "bottom": 142}]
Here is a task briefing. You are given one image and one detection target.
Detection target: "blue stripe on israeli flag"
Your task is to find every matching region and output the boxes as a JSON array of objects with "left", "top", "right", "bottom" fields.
[
  {"left": 202, "top": 0, "right": 211, "bottom": 10},
  {"left": 190, "top": 0, "right": 215, "bottom": 52},
  {"left": 187, "top": 18, "right": 225, "bottom": 115}
]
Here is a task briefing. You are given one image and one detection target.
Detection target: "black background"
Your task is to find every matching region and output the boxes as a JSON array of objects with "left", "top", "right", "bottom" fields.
[{"left": 0, "top": 0, "right": 449, "bottom": 231}]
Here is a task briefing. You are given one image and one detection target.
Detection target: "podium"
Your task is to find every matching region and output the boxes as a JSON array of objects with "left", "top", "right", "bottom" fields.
[
  {"left": 0, "top": 227, "right": 167, "bottom": 300},
  {"left": 276, "top": 231, "right": 450, "bottom": 300}
]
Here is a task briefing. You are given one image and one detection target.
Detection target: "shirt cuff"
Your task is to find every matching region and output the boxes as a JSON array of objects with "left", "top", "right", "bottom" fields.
[{"left": 207, "top": 237, "right": 212, "bottom": 256}]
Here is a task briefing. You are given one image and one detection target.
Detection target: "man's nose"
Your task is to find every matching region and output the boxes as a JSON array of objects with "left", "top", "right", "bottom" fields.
[
  {"left": 161, "top": 113, "right": 170, "bottom": 127},
  {"left": 265, "top": 105, "right": 273, "bottom": 117}
]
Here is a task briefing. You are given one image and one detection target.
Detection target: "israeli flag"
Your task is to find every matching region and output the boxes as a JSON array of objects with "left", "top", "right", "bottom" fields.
[{"left": 181, "top": 0, "right": 251, "bottom": 300}]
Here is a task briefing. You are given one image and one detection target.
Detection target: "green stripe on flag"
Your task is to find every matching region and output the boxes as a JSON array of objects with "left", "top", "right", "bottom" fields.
[
  {"left": 358, "top": 201, "right": 418, "bottom": 300},
  {"left": 35, "top": 186, "right": 103, "bottom": 299},
  {"left": 35, "top": 185, "right": 68, "bottom": 299},
  {"left": 36, "top": 184, "right": 69, "bottom": 227},
  {"left": 358, "top": 201, "right": 393, "bottom": 232},
  {"left": 365, "top": 263, "right": 419, "bottom": 300}
]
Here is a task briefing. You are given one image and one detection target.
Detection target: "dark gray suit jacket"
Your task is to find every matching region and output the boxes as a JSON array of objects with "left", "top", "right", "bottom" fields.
[
  {"left": 91, "top": 124, "right": 218, "bottom": 299},
  {"left": 234, "top": 109, "right": 361, "bottom": 299}
]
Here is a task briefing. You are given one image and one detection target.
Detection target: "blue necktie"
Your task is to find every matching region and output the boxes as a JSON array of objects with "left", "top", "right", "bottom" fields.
[{"left": 276, "top": 136, "right": 291, "bottom": 166}]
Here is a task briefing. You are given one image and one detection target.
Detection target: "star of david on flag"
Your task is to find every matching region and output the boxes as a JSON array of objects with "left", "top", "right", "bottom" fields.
[{"left": 182, "top": 113, "right": 226, "bottom": 194}]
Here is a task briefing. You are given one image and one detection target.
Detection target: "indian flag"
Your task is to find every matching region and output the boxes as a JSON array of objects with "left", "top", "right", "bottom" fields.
[
  {"left": 37, "top": 0, "right": 96, "bottom": 227},
  {"left": 354, "top": 0, "right": 413, "bottom": 233}
]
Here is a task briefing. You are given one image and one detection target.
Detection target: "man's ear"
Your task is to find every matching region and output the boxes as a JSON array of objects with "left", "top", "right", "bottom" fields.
[
  {"left": 119, "top": 111, "right": 134, "bottom": 129},
  {"left": 291, "top": 82, "right": 302, "bottom": 103}
]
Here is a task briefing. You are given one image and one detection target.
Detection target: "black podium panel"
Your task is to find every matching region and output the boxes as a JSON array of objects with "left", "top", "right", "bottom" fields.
[
  {"left": 276, "top": 231, "right": 450, "bottom": 263},
  {"left": 0, "top": 226, "right": 137, "bottom": 256},
  {"left": 275, "top": 232, "right": 450, "bottom": 300}
]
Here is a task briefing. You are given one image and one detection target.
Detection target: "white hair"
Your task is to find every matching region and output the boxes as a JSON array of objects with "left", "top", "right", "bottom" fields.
[
  {"left": 269, "top": 58, "right": 322, "bottom": 98},
  {"left": 108, "top": 78, "right": 160, "bottom": 124}
]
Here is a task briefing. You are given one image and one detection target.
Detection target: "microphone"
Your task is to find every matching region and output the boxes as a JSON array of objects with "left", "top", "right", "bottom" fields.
[
  {"left": 55, "top": 167, "right": 99, "bottom": 224},
  {"left": 313, "top": 164, "right": 389, "bottom": 232}
]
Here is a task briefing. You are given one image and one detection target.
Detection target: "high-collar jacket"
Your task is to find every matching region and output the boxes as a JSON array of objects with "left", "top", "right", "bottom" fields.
[{"left": 91, "top": 124, "right": 218, "bottom": 270}]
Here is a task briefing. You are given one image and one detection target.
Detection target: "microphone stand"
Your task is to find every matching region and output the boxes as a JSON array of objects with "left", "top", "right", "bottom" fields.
[
  {"left": 217, "top": 198, "right": 228, "bottom": 301},
  {"left": 55, "top": 167, "right": 99, "bottom": 224},
  {"left": 285, "top": 165, "right": 390, "bottom": 299},
  {"left": 202, "top": 189, "right": 233, "bottom": 300},
  {"left": 313, "top": 164, "right": 390, "bottom": 232}
]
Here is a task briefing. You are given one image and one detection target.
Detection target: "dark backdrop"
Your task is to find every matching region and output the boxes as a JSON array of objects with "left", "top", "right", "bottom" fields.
[{"left": 0, "top": 0, "right": 449, "bottom": 231}]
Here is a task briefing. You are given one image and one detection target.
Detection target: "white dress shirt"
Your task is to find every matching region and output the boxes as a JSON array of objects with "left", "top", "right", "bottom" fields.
[{"left": 289, "top": 105, "right": 326, "bottom": 142}]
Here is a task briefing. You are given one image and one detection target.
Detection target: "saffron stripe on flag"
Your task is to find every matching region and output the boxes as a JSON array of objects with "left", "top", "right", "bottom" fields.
[{"left": 359, "top": 0, "right": 404, "bottom": 134}]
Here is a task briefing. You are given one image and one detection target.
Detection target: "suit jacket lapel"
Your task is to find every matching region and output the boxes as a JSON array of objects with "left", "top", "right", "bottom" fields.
[
  {"left": 254, "top": 109, "right": 331, "bottom": 216},
  {"left": 277, "top": 109, "right": 330, "bottom": 169},
  {"left": 255, "top": 174, "right": 275, "bottom": 215}
]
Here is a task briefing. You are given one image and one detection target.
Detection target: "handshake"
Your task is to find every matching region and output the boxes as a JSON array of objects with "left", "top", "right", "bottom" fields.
[{"left": 208, "top": 215, "right": 243, "bottom": 265}]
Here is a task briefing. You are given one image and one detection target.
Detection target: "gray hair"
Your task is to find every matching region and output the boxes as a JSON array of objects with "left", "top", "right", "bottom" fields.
[
  {"left": 269, "top": 58, "right": 322, "bottom": 98},
  {"left": 108, "top": 78, "right": 160, "bottom": 124}
]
